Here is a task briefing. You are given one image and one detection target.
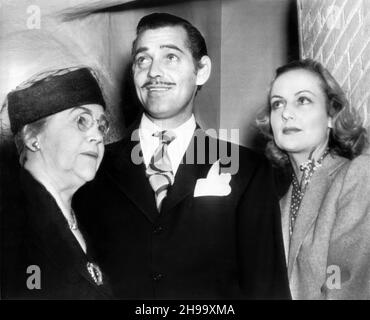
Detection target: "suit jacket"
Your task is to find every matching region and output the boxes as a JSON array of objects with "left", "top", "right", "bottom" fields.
[
  {"left": 280, "top": 154, "right": 370, "bottom": 299},
  {"left": 1, "top": 168, "right": 112, "bottom": 300},
  {"left": 74, "top": 120, "right": 290, "bottom": 299}
]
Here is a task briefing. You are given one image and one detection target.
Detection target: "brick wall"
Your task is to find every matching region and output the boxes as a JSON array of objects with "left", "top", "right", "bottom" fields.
[{"left": 298, "top": 0, "right": 370, "bottom": 129}]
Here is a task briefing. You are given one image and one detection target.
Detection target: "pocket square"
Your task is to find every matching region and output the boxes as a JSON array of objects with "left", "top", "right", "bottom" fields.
[{"left": 194, "top": 160, "right": 232, "bottom": 197}]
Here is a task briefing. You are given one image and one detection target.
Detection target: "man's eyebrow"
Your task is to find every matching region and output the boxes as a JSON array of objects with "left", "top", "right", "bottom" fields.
[
  {"left": 133, "top": 46, "right": 149, "bottom": 56},
  {"left": 270, "top": 95, "right": 284, "bottom": 100},
  {"left": 160, "top": 44, "right": 185, "bottom": 54},
  {"left": 134, "top": 44, "right": 185, "bottom": 57},
  {"left": 295, "top": 90, "right": 316, "bottom": 96}
]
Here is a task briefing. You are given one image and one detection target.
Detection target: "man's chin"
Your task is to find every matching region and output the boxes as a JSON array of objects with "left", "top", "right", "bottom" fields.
[{"left": 144, "top": 106, "right": 173, "bottom": 120}]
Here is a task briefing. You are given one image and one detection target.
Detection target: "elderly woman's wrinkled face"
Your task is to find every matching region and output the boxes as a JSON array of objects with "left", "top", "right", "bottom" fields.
[
  {"left": 36, "top": 104, "right": 106, "bottom": 187},
  {"left": 270, "top": 69, "right": 332, "bottom": 158}
]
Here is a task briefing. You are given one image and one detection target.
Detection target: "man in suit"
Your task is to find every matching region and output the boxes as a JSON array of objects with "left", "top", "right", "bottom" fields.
[{"left": 74, "top": 12, "right": 290, "bottom": 299}]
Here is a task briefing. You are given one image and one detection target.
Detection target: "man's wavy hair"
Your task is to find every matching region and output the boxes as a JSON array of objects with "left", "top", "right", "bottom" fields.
[
  {"left": 257, "top": 59, "right": 367, "bottom": 168},
  {"left": 131, "top": 13, "right": 208, "bottom": 68}
]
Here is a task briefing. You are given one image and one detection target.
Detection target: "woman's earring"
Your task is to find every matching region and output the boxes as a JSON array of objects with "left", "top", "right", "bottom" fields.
[
  {"left": 32, "top": 141, "right": 40, "bottom": 151},
  {"left": 328, "top": 118, "right": 333, "bottom": 129}
]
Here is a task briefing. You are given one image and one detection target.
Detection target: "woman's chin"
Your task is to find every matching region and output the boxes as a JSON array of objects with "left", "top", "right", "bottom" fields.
[
  {"left": 75, "top": 169, "right": 98, "bottom": 185},
  {"left": 84, "top": 171, "right": 97, "bottom": 182},
  {"left": 277, "top": 142, "right": 301, "bottom": 154}
]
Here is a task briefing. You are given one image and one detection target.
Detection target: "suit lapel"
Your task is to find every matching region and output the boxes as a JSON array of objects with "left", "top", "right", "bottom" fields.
[
  {"left": 104, "top": 124, "right": 158, "bottom": 223},
  {"left": 161, "top": 129, "right": 213, "bottom": 214},
  {"left": 162, "top": 162, "right": 209, "bottom": 214},
  {"left": 287, "top": 155, "right": 348, "bottom": 277},
  {"left": 105, "top": 123, "right": 218, "bottom": 219}
]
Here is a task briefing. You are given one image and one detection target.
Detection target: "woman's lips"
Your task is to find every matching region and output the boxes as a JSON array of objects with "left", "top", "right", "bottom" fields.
[
  {"left": 282, "top": 127, "right": 302, "bottom": 134},
  {"left": 81, "top": 151, "right": 99, "bottom": 159}
]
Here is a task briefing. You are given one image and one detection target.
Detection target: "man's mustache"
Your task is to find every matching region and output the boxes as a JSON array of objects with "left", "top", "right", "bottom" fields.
[{"left": 142, "top": 80, "right": 176, "bottom": 88}]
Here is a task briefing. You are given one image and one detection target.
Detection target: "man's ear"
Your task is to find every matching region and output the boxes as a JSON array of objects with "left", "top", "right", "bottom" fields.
[{"left": 196, "top": 56, "right": 211, "bottom": 86}]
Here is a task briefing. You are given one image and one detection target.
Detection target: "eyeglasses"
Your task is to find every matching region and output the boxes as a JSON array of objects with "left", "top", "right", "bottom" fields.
[{"left": 76, "top": 112, "right": 110, "bottom": 136}]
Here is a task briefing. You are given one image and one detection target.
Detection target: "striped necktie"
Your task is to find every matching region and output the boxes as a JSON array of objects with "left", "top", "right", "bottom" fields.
[{"left": 146, "top": 130, "right": 176, "bottom": 211}]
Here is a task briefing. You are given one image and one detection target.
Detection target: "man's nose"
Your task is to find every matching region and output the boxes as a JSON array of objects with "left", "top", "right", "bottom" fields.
[{"left": 148, "top": 59, "right": 164, "bottom": 78}]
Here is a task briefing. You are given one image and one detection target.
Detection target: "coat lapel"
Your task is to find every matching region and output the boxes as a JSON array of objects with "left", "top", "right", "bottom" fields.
[
  {"left": 161, "top": 161, "right": 209, "bottom": 214},
  {"left": 287, "top": 155, "right": 348, "bottom": 278},
  {"left": 21, "top": 169, "right": 109, "bottom": 294},
  {"left": 280, "top": 186, "right": 292, "bottom": 264},
  {"left": 105, "top": 123, "right": 218, "bottom": 220},
  {"left": 161, "top": 128, "right": 213, "bottom": 214},
  {"left": 104, "top": 123, "right": 158, "bottom": 223}
]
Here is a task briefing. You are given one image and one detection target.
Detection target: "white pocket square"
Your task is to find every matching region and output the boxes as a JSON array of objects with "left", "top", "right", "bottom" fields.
[{"left": 194, "top": 160, "right": 232, "bottom": 197}]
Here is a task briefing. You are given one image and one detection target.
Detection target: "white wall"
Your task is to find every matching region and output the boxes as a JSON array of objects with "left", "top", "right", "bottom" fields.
[
  {"left": 220, "top": 0, "right": 298, "bottom": 147},
  {"left": 0, "top": 0, "right": 298, "bottom": 148}
]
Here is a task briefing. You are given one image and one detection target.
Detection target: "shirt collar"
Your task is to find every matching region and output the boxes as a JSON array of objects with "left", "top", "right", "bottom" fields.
[
  {"left": 139, "top": 113, "right": 196, "bottom": 135},
  {"left": 139, "top": 113, "right": 196, "bottom": 174}
]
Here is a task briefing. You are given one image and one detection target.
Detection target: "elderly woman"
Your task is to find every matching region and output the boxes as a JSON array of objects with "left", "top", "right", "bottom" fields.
[
  {"left": 258, "top": 59, "right": 370, "bottom": 299},
  {"left": 1, "top": 67, "right": 112, "bottom": 299}
]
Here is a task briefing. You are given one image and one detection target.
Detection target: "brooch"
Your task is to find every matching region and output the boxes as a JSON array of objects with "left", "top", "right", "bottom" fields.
[{"left": 86, "top": 262, "right": 103, "bottom": 286}]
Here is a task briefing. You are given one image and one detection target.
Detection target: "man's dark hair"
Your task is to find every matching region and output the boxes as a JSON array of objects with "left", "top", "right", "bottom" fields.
[{"left": 132, "top": 12, "right": 208, "bottom": 67}]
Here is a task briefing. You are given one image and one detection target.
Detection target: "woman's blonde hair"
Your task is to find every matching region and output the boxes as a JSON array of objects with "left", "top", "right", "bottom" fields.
[{"left": 257, "top": 59, "right": 367, "bottom": 167}]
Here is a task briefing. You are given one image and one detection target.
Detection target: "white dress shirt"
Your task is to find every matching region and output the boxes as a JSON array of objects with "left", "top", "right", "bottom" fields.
[{"left": 139, "top": 113, "right": 196, "bottom": 176}]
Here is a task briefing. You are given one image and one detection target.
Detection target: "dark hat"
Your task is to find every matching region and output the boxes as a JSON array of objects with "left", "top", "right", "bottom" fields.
[{"left": 8, "top": 67, "right": 106, "bottom": 134}]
